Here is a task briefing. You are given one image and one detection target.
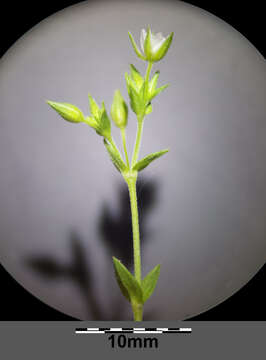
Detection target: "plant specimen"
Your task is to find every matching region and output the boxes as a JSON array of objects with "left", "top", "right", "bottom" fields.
[{"left": 47, "top": 27, "right": 173, "bottom": 321}]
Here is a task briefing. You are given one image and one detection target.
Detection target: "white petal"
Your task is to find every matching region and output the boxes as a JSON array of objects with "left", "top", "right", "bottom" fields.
[
  {"left": 150, "top": 32, "right": 166, "bottom": 53},
  {"left": 140, "top": 29, "right": 147, "bottom": 53}
]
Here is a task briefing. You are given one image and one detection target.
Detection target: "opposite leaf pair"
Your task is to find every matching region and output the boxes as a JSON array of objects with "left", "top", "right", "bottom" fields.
[
  {"left": 113, "top": 257, "right": 160, "bottom": 305},
  {"left": 125, "top": 64, "right": 168, "bottom": 116}
]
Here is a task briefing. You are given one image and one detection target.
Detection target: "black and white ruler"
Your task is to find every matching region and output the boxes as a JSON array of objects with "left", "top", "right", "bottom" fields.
[{"left": 75, "top": 327, "right": 192, "bottom": 334}]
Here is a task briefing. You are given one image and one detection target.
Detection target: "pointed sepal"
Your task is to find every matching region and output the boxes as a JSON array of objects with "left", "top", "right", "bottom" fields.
[
  {"left": 130, "top": 64, "right": 144, "bottom": 90},
  {"left": 98, "top": 102, "right": 111, "bottom": 140},
  {"left": 145, "top": 103, "right": 152, "bottom": 115},
  {"left": 88, "top": 94, "right": 100, "bottom": 119},
  {"left": 125, "top": 73, "right": 145, "bottom": 115},
  {"left": 154, "top": 32, "right": 174, "bottom": 62},
  {"left": 128, "top": 32, "right": 146, "bottom": 61}
]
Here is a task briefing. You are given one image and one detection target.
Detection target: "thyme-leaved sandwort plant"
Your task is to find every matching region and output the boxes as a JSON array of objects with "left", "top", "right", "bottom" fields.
[{"left": 47, "top": 27, "right": 174, "bottom": 321}]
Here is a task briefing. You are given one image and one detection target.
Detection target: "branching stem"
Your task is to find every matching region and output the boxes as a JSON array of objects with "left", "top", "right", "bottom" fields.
[{"left": 125, "top": 61, "right": 153, "bottom": 321}]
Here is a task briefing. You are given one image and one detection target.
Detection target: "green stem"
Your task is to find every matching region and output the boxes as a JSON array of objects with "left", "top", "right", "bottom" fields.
[
  {"left": 122, "top": 62, "right": 154, "bottom": 321},
  {"left": 127, "top": 177, "right": 141, "bottom": 283},
  {"left": 127, "top": 176, "right": 143, "bottom": 321},
  {"left": 108, "top": 136, "right": 127, "bottom": 166},
  {"left": 120, "top": 128, "right": 130, "bottom": 168},
  {"left": 131, "top": 117, "right": 144, "bottom": 168},
  {"left": 131, "top": 300, "right": 143, "bottom": 321},
  {"left": 109, "top": 137, "right": 120, "bottom": 154},
  {"left": 131, "top": 61, "right": 153, "bottom": 169},
  {"left": 145, "top": 61, "right": 153, "bottom": 95}
]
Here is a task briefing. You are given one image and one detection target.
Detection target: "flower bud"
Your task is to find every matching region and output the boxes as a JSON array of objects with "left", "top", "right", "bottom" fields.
[
  {"left": 47, "top": 101, "right": 84, "bottom": 123},
  {"left": 110, "top": 90, "right": 128, "bottom": 129}
]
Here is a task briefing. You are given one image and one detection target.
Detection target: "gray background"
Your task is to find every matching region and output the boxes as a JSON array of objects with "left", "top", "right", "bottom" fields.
[
  {"left": 1, "top": 322, "right": 266, "bottom": 359},
  {"left": 0, "top": 0, "right": 266, "bottom": 320}
]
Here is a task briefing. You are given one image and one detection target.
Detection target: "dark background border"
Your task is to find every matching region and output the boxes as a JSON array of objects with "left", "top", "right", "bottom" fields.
[{"left": 0, "top": 0, "right": 265, "bottom": 320}]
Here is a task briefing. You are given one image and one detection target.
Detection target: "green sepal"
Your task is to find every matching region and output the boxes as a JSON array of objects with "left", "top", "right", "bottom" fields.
[
  {"left": 86, "top": 96, "right": 111, "bottom": 139},
  {"left": 125, "top": 72, "right": 138, "bottom": 93},
  {"left": 144, "top": 27, "right": 152, "bottom": 60},
  {"left": 46, "top": 101, "right": 84, "bottom": 123},
  {"left": 128, "top": 32, "right": 146, "bottom": 61},
  {"left": 145, "top": 103, "right": 152, "bottom": 115},
  {"left": 133, "top": 149, "right": 169, "bottom": 172},
  {"left": 84, "top": 116, "right": 99, "bottom": 130},
  {"left": 126, "top": 75, "right": 144, "bottom": 115},
  {"left": 104, "top": 139, "right": 127, "bottom": 173},
  {"left": 130, "top": 64, "right": 144, "bottom": 90},
  {"left": 154, "top": 32, "right": 174, "bottom": 62},
  {"left": 88, "top": 94, "right": 100, "bottom": 119},
  {"left": 141, "top": 264, "right": 160, "bottom": 302},
  {"left": 98, "top": 102, "right": 111, "bottom": 140},
  {"left": 112, "top": 257, "right": 143, "bottom": 304}
]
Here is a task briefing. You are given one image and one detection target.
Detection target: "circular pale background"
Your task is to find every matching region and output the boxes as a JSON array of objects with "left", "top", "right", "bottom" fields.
[{"left": 0, "top": 0, "right": 266, "bottom": 320}]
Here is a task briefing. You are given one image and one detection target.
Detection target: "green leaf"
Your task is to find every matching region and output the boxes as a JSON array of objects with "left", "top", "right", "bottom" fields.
[
  {"left": 155, "top": 84, "right": 169, "bottom": 96},
  {"left": 88, "top": 94, "right": 100, "bottom": 119},
  {"left": 148, "top": 71, "right": 160, "bottom": 97},
  {"left": 133, "top": 149, "right": 169, "bottom": 172},
  {"left": 112, "top": 257, "right": 143, "bottom": 304},
  {"left": 141, "top": 264, "right": 161, "bottom": 302},
  {"left": 125, "top": 72, "right": 138, "bottom": 93},
  {"left": 145, "top": 103, "right": 152, "bottom": 115},
  {"left": 104, "top": 139, "right": 127, "bottom": 173},
  {"left": 128, "top": 83, "right": 143, "bottom": 115},
  {"left": 98, "top": 102, "right": 111, "bottom": 140},
  {"left": 155, "top": 32, "right": 174, "bottom": 62},
  {"left": 130, "top": 64, "right": 144, "bottom": 90},
  {"left": 149, "top": 84, "right": 169, "bottom": 101},
  {"left": 139, "top": 81, "right": 146, "bottom": 101},
  {"left": 128, "top": 32, "right": 146, "bottom": 61},
  {"left": 125, "top": 72, "right": 131, "bottom": 95}
]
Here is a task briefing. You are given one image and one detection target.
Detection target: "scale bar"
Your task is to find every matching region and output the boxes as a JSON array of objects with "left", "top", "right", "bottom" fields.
[{"left": 75, "top": 327, "right": 192, "bottom": 334}]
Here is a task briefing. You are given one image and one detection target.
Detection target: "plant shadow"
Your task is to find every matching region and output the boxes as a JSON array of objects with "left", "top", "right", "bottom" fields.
[{"left": 25, "top": 176, "right": 159, "bottom": 320}]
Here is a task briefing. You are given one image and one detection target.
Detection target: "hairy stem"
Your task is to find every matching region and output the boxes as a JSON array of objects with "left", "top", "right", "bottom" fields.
[
  {"left": 127, "top": 177, "right": 141, "bottom": 284},
  {"left": 131, "top": 117, "right": 144, "bottom": 168},
  {"left": 127, "top": 177, "right": 143, "bottom": 321},
  {"left": 109, "top": 137, "right": 121, "bottom": 156},
  {"left": 144, "top": 61, "right": 153, "bottom": 97},
  {"left": 131, "top": 300, "right": 143, "bottom": 321},
  {"left": 120, "top": 128, "right": 130, "bottom": 168},
  {"left": 131, "top": 61, "right": 153, "bottom": 168},
  {"left": 125, "top": 62, "right": 154, "bottom": 321}
]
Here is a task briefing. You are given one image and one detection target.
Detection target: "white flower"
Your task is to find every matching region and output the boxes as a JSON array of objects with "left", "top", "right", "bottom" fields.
[
  {"left": 140, "top": 29, "right": 166, "bottom": 54},
  {"left": 129, "top": 27, "right": 174, "bottom": 62}
]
